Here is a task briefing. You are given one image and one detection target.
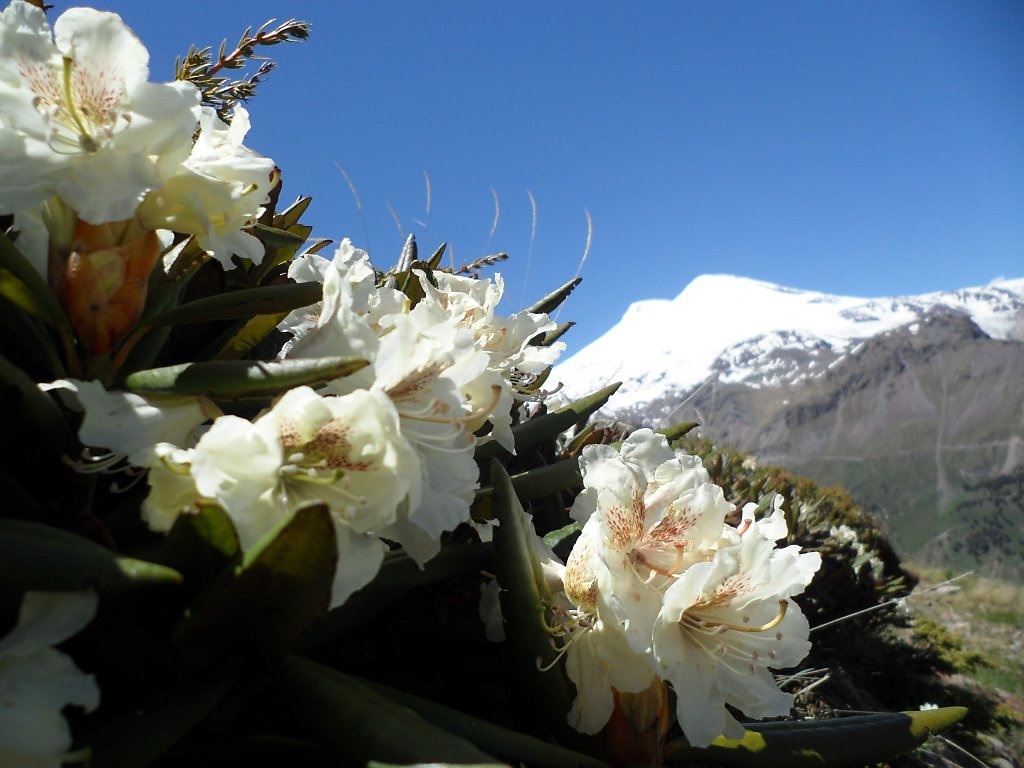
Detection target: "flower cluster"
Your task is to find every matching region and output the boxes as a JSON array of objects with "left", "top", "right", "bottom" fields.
[
  {"left": 0, "top": 3, "right": 845, "bottom": 764},
  {"left": 50, "top": 237, "right": 564, "bottom": 607},
  {"left": 556, "top": 429, "right": 821, "bottom": 747},
  {"left": 0, "top": 0, "right": 276, "bottom": 352}
]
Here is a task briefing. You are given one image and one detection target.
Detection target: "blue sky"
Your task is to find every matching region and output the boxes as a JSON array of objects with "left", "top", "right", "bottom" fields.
[{"left": 85, "top": 1, "right": 1023, "bottom": 354}]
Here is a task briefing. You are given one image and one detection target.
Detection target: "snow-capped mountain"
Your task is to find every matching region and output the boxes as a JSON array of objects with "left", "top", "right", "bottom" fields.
[
  {"left": 552, "top": 274, "right": 1024, "bottom": 581},
  {"left": 553, "top": 274, "right": 1024, "bottom": 415}
]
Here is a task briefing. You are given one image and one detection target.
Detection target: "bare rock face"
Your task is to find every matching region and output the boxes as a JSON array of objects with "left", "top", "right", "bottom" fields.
[{"left": 556, "top": 277, "right": 1024, "bottom": 580}]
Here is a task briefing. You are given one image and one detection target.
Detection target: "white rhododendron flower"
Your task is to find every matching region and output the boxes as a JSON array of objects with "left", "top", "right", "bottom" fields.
[
  {"left": 560, "top": 518, "right": 661, "bottom": 734},
  {"left": 143, "top": 386, "right": 420, "bottom": 607},
  {"left": 0, "top": 591, "right": 100, "bottom": 768},
  {"left": 138, "top": 106, "right": 277, "bottom": 267},
  {"left": 330, "top": 300, "right": 490, "bottom": 564},
  {"left": 281, "top": 240, "right": 494, "bottom": 564},
  {"left": 652, "top": 496, "right": 821, "bottom": 746},
  {"left": 0, "top": 1, "right": 199, "bottom": 222},
  {"left": 559, "top": 429, "right": 820, "bottom": 747},
  {"left": 415, "top": 270, "right": 564, "bottom": 452},
  {"left": 39, "top": 379, "right": 218, "bottom": 467}
]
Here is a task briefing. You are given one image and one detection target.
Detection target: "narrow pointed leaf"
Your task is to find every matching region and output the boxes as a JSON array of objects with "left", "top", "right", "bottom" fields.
[
  {"left": 144, "top": 282, "right": 322, "bottom": 327},
  {"left": 124, "top": 356, "right": 368, "bottom": 399},
  {"left": 275, "top": 195, "right": 313, "bottom": 230},
  {"left": 524, "top": 277, "right": 581, "bottom": 315},
  {"left": 296, "top": 543, "right": 492, "bottom": 650},
  {"left": 0, "top": 233, "right": 72, "bottom": 332},
  {"left": 0, "top": 354, "right": 76, "bottom": 455},
  {"left": 656, "top": 421, "right": 700, "bottom": 443},
  {"left": 155, "top": 502, "right": 240, "bottom": 589},
  {"left": 477, "top": 382, "right": 621, "bottom": 460},
  {"left": 0, "top": 298, "right": 64, "bottom": 378},
  {"left": 357, "top": 673, "right": 608, "bottom": 768},
  {"left": 490, "top": 460, "right": 581, "bottom": 747},
  {"left": 663, "top": 707, "right": 969, "bottom": 768},
  {"left": 214, "top": 312, "right": 289, "bottom": 359},
  {"left": 279, "top": 655, "right": 499, "bottom": 765},
  {"left": 540, "top": 321, "right": 574, "bottom": 346},
  {"left": 427, "top": 241, "right": 448, "bottom": 269},
  {"left": 0, "top": 518, "right": 182, "bottom": 597},
  {"left": 172, "top": 504, "right": 336, "bottom": 669},
  {"left": 90, "top": 668, "right": 236, "bottom": 768},
  {"left": 476, "top": 459, "right": 582, "bottom": 504},
  {"left": 251, "top": 222, "right": 308, "bottom": 248},
  {"left": 542, "top": 521, "right": 583, "bottom": 550}
]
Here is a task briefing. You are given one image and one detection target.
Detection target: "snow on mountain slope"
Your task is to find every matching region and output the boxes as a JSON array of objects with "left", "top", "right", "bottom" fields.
[{"left": 552, "top": 274, "right": 1024, "bottom": 413}]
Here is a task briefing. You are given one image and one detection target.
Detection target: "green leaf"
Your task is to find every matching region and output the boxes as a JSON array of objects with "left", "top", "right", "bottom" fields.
[
  {"left": 476, "top": 382, "right": 621, "bottom": 460},
  {"left": 540, "top": 321, "right": 574, "bottom": 347},
  {"left": 172, "top": 504, "right": 336, "bottom": 669},
  {"left": 0, "top": 297, "right": 65, "bottom": 378},
  {"left": 296, "top": 543, "right": 492, "bottom": 650},
  {"left": 523, "top": 277, "right": 581, "bottom": 315},
  {"left": 155, "top": 502, "right": 240, "bottom": 590},
  {"left": 490, "top": 460, "right": 583, "bottom": 748},
  {"left": 143, "top": 281, "right": 322, "bottom": 327},
  {"left": 214, "top": 312, "right": 289, "bottom": 360},
  {"left": 476, "top": 459, "right": 582, "bottom": 504},
  {"left": 663, "top": 707, "right": 969, "bottom": 768},
  {"left": 279, "top": 654, "right": 500, "bottom": 765},
  {"left": 0, "top": 518, "right": 182, "bottom": 597},
  {"left": 90, "top": 668, "right": 236, "bottom": 768},
  {"left": 274, "top": 196, "right": 314, "bottom": 230},
  {"left": 656, "top": 420, "right": 700, "bottom": 443},
  {"left": 426, "top": 241, "right": 448, "bottom": 269},
  {"left": 357, "top": 674, "right": 609, "bottom": 768},
  {"left": 251, "top": 222, "right": 308, "bottom": 248},
  {"left": 0, "top": 354, "right": 77, "bottom": 457},
  {"left": 0, "top": 232, "right": 72, "bottom": 332},
  {"left": 124, "top": 356, "right": 368, "bottom": 399},
  {"left": 542, "top": 520, "right": 583, "bottom": 550}
]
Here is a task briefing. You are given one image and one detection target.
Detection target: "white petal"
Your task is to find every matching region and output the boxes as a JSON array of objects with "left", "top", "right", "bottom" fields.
[
  {"left": 328, "top": 521, "right": 387, "bottom": 609},
  {"left": 0, "top": 591, "right": 96, "bottom": 658}
]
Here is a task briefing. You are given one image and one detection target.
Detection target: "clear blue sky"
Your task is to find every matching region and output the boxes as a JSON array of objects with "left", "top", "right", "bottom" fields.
[{"left": 81, "top": 1, "right": 1023, "bottom": 354}]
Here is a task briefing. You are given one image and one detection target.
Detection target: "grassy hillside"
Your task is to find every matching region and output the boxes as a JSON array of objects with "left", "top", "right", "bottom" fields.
[{"left": 905, "top": 563, "right": 1024, "bottom": 759}]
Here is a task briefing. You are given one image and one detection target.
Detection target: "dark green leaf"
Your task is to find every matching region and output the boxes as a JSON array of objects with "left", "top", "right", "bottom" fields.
[
  {"left": 214, "top": 312, "right": 290, "bottom": 360},
  {"left": 358, "top": 674, "right": 608, "bottom": 768},
  {"left": 279, "top": 655, "right": 499, "bottom": 765},
  {"left": 0, "top": 354, "right": 77, "bottom": 457},
  {"left": 0, "top": 298, "right": 65, "bottom": 378},
  {"left": 426, "top": 241, "right": 448, "bottom": 269},
  {"left": 0, "top": 232, "right": 72, "bottom": 332},
  {"left": 656, "top": 421, "right": 700, "bottom": 443},
  {"left": 274, "top": 196, "right": 313, "bottom": 230},
  {"left": 663, "top": 707, "right": 969, "bottom": 768},
  {"left": 172, "top": 504, "right": 336, "bottom": 669},
  {"left": 476, "top": 382, "right": 621, "bottom": 460},
  {"left": 540, "top": 321, "right": 574, "bottom": 347},
  {"left": 154, "top": 502, "right": 240, "bottom": 589},
  {"left": 251, "top": 222, "right": 308, "bottom": 248},
  {"left": 0, "top": 518, "right": 182, "bottom": 597},
  {"left": 490, "top": 460, "right": 583, "bottom": 748},
  {"left": 144, "top": 282, "right": 322, "bottom": 327},
  {"left": 296, "top": 543, "right": 492, "bottom": 650},
  {"left": 90, "top": 668, "right": 235, "bottom": 768},
  {"left": 523, "top": 277, "right": 581, "bottom": 315},
  {"left": 476, "top": 459, "right": 582, "bottom": 504},
  {"left": 124, "top": 356, "right": 368, "bottom": 399}
]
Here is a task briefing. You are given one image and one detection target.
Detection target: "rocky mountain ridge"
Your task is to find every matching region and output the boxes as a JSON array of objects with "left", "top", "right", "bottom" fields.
[{"left": 553, "top": 276, "right": 1024, "bottom": 579}]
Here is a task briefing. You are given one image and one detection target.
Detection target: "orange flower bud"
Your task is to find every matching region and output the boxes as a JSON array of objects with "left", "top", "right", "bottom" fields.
[{"left": 60, "top": 219, "right": 160, "bottom": 355}]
